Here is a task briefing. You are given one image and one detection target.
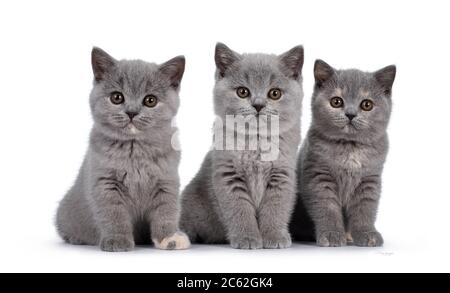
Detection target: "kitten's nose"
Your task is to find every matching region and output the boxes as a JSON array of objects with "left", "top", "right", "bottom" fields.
[
  {"left": 253, "top": 104, "right": 265, "bottom": 113},
  {"left": 345, "top": 113, "right": 356, "bottom": 120},
  {"left": 126, "top": 112, "right": 138, "bottom": 119}
]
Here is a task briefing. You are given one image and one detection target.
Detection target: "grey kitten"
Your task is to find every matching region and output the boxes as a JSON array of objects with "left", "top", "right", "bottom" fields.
[
  {"left": 180, "top": 43, "right": 304, "bottom": 249},
  {"left": 291, "top": 59, "right": 396, "bottom": 247},
  {"left": 56, "top": 47, "right": 190, "bottom": 251}
]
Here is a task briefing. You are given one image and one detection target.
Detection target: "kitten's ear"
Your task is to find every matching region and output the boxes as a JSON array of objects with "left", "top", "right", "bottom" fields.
[
  {"left": 314, "top": 59, "right": 335, "bottom": 88},
  {"left": 91, "top": 47, "right": 117, "bottom": 82},
  {"left": 374, "top": 65, "right": 396, "bottom": 95},
  {"left": 279, "top": 45, "right": 304, "bottom": 80},
  {"left": 215, "top": 42, "right": 240, "bottom": 77},
  {"left": 159, "top": 56, "right": 186, "bottom": 89}
]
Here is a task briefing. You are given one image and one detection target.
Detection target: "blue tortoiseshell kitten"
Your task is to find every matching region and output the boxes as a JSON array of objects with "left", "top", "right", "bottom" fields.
[{"left": 291, "top": 60, "right": 396, "bottom": 247}]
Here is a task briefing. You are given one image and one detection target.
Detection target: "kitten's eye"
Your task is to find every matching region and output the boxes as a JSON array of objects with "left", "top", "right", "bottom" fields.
[
  {"left": 143, "top": 95, "right": 158, "bottom": 108},
  {"left": 330, "top": 96, "right": 344, "bottom": 108},
  {"left": 268, "top": 88, "right": 282, "bottom": 100},
  {"left": 360, "top": 99, "right": 374, "bottom": 111},
  {"left": 110, "top": 92, "right": 124, "bottom": 105},
  {"left": 236, "top": 87, "right": 250, "bottom": 98}
]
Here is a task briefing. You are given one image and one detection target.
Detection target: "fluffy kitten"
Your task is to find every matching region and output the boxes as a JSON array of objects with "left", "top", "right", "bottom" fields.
[
  {"left": 180, "top": 43, "right": 304, "bottom": 249},
  {"left": 56, "top": 47, "right": 190, "bottom": 251},
  {"left": 291, "top": 59, "right": 396, "bottom": 247}
]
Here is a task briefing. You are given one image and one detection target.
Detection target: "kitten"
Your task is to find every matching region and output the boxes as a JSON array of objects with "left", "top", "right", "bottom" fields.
[
  {"left": 56, "top": 47, "right": 190, "bottom": 251},
  {"left": 291, "top": 59, "right": 396, "bottom": 247},
  {"left": 180, "top": 43, "right": 304, "bottom": 249}
]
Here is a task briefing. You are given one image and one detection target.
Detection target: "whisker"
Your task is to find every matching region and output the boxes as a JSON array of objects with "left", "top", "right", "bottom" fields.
[
  {"left": 265, "top": 110, "right": 279, "bottom": 115},
  {"left": 139, "top": 117, "right": 152, "bottom": 122}
]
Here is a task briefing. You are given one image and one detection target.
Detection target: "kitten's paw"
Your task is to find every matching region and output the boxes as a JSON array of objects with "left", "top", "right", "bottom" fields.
[
  {"left": 153, "top": 231, "right": 191, "bottom": 250},
  {"left": 61, "top": 234, "right": 86, "bottom": 245},
  {"left": 317, "top": 231, "right": 347, "bottom": 247},
  {"left": 230, "top": 235, "right": 263, "bottom": 249},
  {"left": 100, "top": 235, "right": 134, "bottom": 252},
  {"left": 351, "top": 231, "right": 384, "bottom": 247},
  {"left": 262, "top": 231, "right": 292, "bottom": 249}
]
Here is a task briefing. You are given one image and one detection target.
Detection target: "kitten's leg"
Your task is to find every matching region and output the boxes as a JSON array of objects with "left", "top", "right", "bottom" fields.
[
  {"left": 180, "top": 153, "right": 228, "bottom": 244},
  {"left": 56, "top": 188, "right": 99, "bottom": 246},
  {"left": 305, "top": 172, "right": 346, "bottom": 247},
  {"left": 56, "top": 166, "right": 100, "bottom": 245},
  {"left": 258, "top": 167, "right": 295, "bottom": 249},
  {"left": 93, "top": 176, "right": 135, "bottom": 252},
  {"left": 213, "top": 168, "right": 263, "bottom": 249},
  {"left": 149, "top": 180, "right": 190, "bottom": 250},
  {"left": 180, "top": 189, "right": 227, "bottom": 244},
  {"left": 179, "top": 191, "right": 200, "bottom": 242},
  {"left": 346, "top": 175, "right": 383, "bottom": 247}
]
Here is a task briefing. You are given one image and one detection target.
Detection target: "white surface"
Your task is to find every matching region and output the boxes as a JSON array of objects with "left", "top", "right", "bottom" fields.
[{"left": 0, "top": 0, "right": 449, "bottom": 273}]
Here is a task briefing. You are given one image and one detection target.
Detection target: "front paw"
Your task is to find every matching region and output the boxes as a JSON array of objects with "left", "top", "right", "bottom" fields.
[
  {"left": 317, "top": 231, "right": 347, "bottom": 247},
  {"left": 230, "top": 235, "right": 263, "bottom": 249},
  {"left": 262, "top": 231, "right": 292, "bottom": 249},
  {"left": 351, "top": 231, "right": 384, "bottom": 247},
  {"left": 153, "top": 231, "right": 191, "bottom": 250},
  {"left": 100, "top": 235, "right": 135, "bottom": 252}
]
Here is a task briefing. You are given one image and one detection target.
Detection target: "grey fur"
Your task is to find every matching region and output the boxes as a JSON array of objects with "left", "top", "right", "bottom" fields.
[
  {"left": 291, "top": 59, "right": 396, "bottom": 247},
  {"left": 180, "top": 43, "right": 304, "bottom": 249},
  {"left": 56, "top": 47, "right": 190, "bottom": 251}
]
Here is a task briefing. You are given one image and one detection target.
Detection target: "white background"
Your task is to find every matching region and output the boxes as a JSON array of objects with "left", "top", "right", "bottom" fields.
[{"left": 0, "top": 0, "right": 449, "bottom": 273}]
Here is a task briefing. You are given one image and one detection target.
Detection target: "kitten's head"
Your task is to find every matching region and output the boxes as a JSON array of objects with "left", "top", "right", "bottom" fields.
[
  {"left": 213, "top": 43, "right": 304, "bottom": 129},
  {"left": 311, "top": 59, "right": 396, "bottom": 142},
  {"left": 89, "top": 47, "right": 185, "bottom": 139}
]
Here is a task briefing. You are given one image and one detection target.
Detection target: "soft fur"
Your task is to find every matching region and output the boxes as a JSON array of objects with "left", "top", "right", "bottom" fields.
[
  {"left": 180, "top": 43, "right": 304, "bottom": 249},
  {"left": 290, "top": 59, "right": 396, "bottom": 247},
  {"left": 56, "top": 47, "right": 190, "bottom": 251}
]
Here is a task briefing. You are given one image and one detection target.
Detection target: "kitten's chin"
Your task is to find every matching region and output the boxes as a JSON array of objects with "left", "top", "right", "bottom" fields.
[
  {"left": 126, "top": 124, "right": 140, "bottom": 135},
  {"left": 95, "top": 122, "right": 145, "bottom": 141}
]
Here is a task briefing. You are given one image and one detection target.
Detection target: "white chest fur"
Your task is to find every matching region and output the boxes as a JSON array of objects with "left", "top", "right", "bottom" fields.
[
  {"left": 333, "top": 143, "right": 373, "bottom": 172},
  {"left": 340, "top": 148, "right": 366, "bottom": 170}
]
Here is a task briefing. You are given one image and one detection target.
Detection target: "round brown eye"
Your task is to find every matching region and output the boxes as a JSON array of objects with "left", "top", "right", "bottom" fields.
[
  {"left": 110, "top": 92, "right": 124, "bottom": 105},
  {"left": 330, "top": 96, "right": 344, "bottom": 108},
  {"left": 143, "top": 95, "right": 158, "bottom": 108},
  {"left": 360, "top": 99, "right": 374, "bottom": 111},
  {"left": 236, "top": 87, "right": 250, "bottom": 98},
  {"left": 268, "top": 88, "right": 282, "bottom": 100}
]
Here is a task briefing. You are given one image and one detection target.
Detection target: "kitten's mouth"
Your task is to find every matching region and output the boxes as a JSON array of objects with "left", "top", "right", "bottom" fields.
[
  {"left": 125, "top": 123, "right": 140, "bottom": 134},
  {"left": 342, "top": 122, "right": 357, "bottom": 132}
]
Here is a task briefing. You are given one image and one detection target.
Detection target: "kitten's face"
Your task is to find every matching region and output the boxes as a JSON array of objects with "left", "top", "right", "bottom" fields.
[
  {"left": 311, "top": 60, "right": 396, "bottom": 142},
  {"left": 213, "top": 43, "right": 304, "bottom": 130},
  {"left": 89, "top": 47, "right": 185, "bottom": 139}
]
